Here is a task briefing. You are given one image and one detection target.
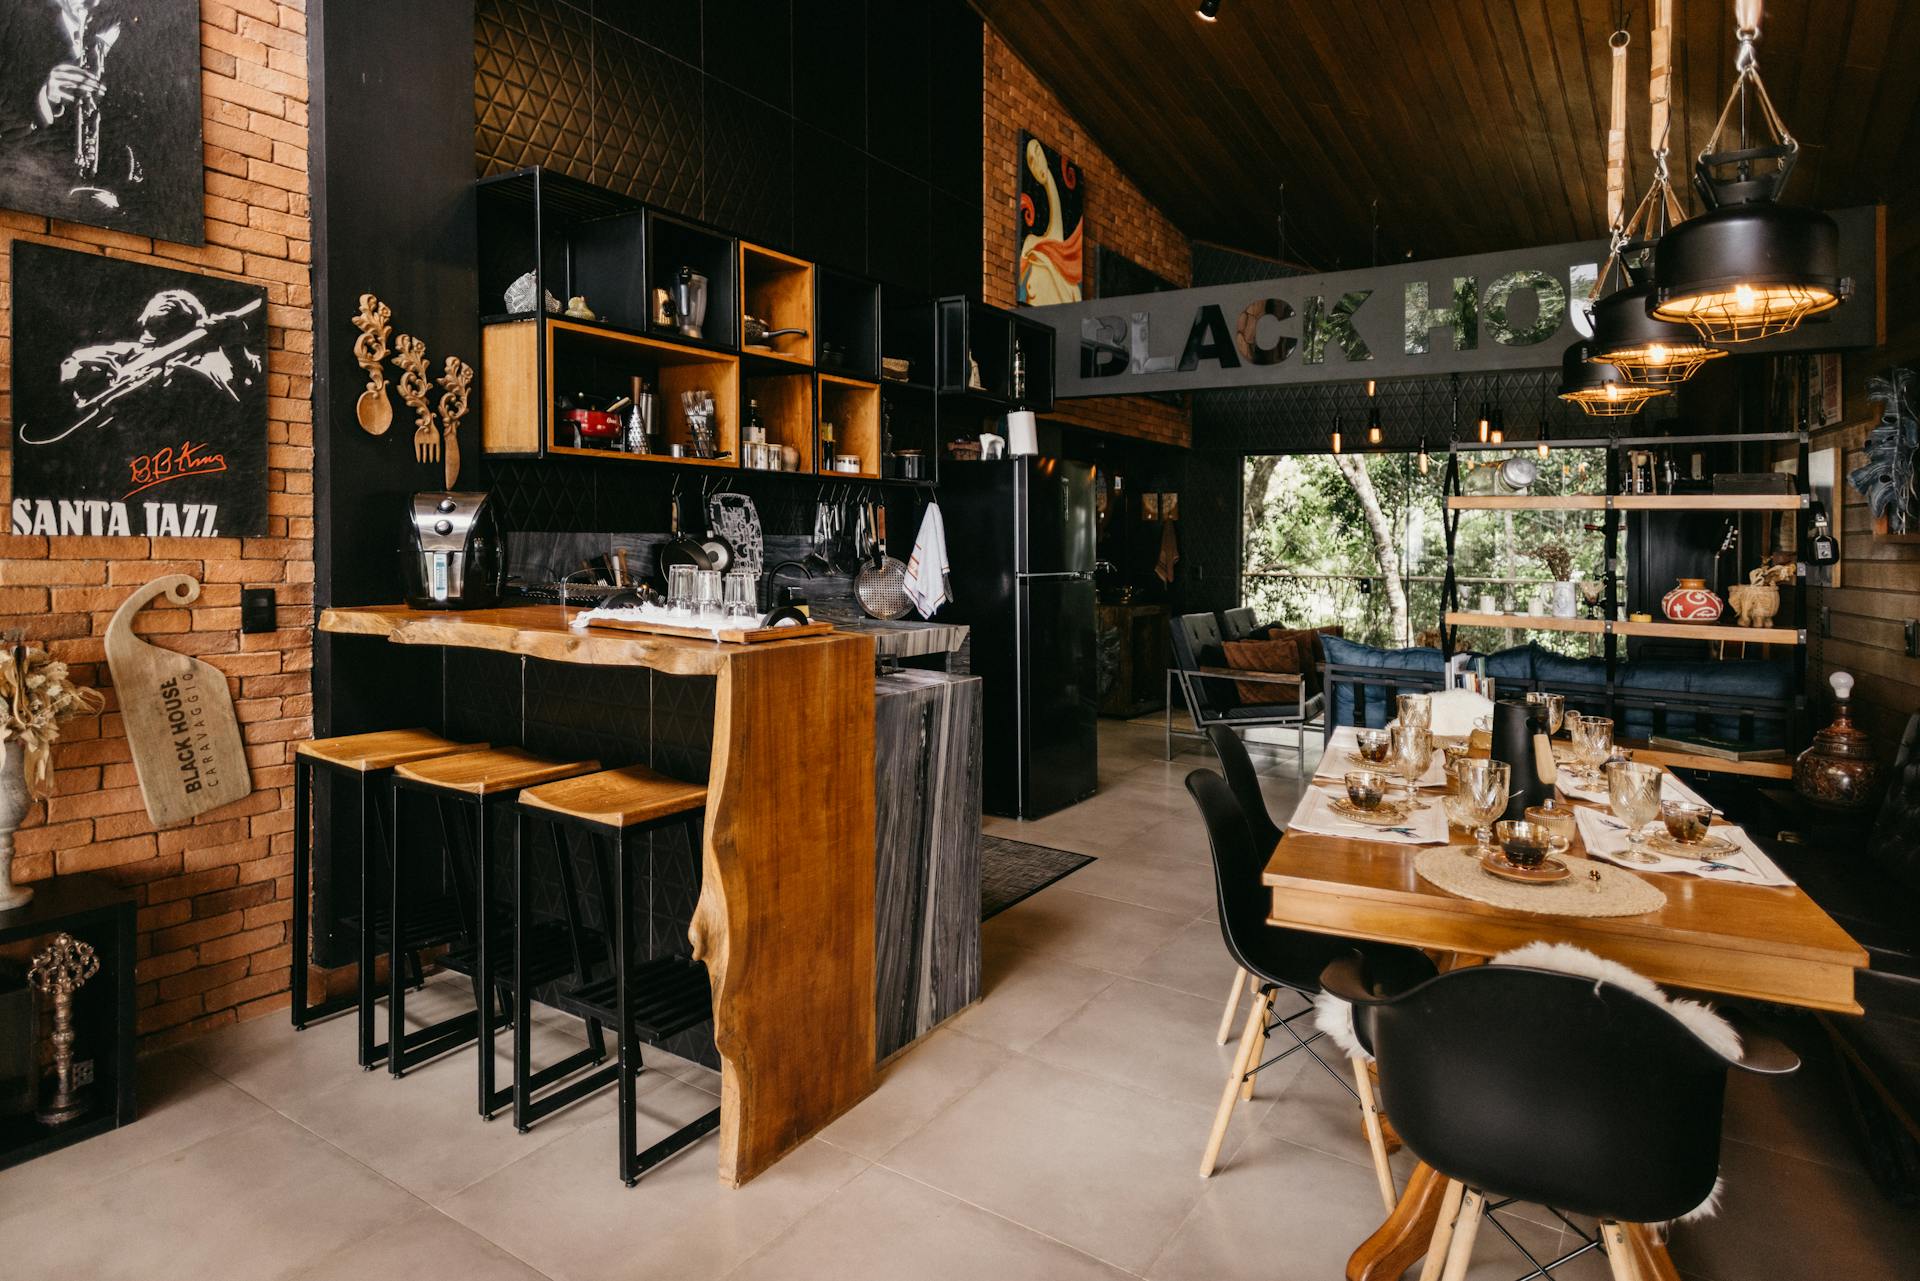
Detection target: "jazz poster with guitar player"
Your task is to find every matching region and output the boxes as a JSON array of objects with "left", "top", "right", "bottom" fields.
[{"left": 9, "top": 241, "right": 267, "bottom": 538}]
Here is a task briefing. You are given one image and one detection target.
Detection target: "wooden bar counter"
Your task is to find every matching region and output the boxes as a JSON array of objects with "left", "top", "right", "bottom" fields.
[{"left": 320, "top": 604, "right": 877, "bottom": 1187}]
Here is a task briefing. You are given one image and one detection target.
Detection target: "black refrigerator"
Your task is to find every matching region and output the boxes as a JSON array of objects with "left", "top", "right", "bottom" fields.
[{"left": 940, "top": 458, "right": 1098, "bottom": 818}]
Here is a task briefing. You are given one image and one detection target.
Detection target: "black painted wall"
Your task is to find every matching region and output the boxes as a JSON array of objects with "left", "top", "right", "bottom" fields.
[{"left": 475, "top": 0, "right": 983, "bottom": 297}]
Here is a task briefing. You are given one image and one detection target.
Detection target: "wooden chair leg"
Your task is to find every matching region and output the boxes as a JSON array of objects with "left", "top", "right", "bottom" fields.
[
  {"left": 1419, "top": 1177, "right": 1468, "bottom": 1281},
  {"left": 1216, "top": 968, "right": 1248, "bottom": 1045},
  {"left": 1353, "top": 1055, "right": 1398, "bottom": 1215},
  {"left": 1601, "top": 1221, "right": 1642, "bottom": 1281},
  {"left": 1436, "top": 1187, "right": 1484, "bottom": 1281},
  {"left": 1240, "top": 989, "right": 1273, "bottom": 1100},
  {"left": 1200, "top": 987, "right": 1268, "bottom": 1177}
]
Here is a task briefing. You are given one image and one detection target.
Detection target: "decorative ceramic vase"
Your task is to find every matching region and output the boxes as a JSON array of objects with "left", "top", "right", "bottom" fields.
[
  {"left": 1661, "top": 577, "right": 1723, "bottom": 622},
  {"left": 1550, "top": 581, "right": 1578, "bottom": 619},
  {"left": 1727, "top": 582, "right": 1781, "bottom": 629},
  {"left": 1795, "top": 673, "right": 1880, "bottom": 813},
  {"left": 0, "top": 742, "right": 33, "bottom": 913}
]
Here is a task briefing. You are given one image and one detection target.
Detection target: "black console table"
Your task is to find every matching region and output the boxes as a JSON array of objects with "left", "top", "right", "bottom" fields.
[{"left": 0, "top": 873, "right": 137, "bottom": 1171}]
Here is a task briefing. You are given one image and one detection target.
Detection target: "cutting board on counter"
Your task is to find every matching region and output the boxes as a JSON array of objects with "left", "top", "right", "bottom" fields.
[{"left": 583, "top": 615, "right": 835, "bottom": 645}]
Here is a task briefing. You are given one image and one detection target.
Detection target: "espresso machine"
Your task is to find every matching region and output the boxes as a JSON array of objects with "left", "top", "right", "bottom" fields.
[{"left": 401, "top": 492, "right": 505, "bottom": 609}]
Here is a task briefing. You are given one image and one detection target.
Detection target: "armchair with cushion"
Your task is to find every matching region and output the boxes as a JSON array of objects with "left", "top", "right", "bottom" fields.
[{"left": 1166, "top": 612, "right": 1323, "bottom": 768}]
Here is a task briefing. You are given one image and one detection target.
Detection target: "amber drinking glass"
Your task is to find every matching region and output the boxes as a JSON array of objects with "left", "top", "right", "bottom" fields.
[
  {"left": 1445, "top": 758, "right": 1510, "bottom": 854},
  {"left": 1606, "top": 760, "right": 1663, "bottom": 862},
  {"left": 1390, "top": 725, "right": 1433, "bottom": 809}
]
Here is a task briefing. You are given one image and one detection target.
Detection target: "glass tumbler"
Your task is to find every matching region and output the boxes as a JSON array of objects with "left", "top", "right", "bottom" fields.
[
  {"left": 693, "top": 568, "right": 723, "bottom": 619},
  {"left": 666, "top": 563, "right": 696, "bottom": 614},
  {"left": 1396, "top": 693, "right": 1432, "bottom": 731},
  {"left": 722, "top": 570, "right": 757, "bottom": 619}
]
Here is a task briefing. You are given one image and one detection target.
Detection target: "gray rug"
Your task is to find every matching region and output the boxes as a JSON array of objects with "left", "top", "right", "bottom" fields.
[{"left": 980, "top": 836, "right": 1096, "bottom": 920}]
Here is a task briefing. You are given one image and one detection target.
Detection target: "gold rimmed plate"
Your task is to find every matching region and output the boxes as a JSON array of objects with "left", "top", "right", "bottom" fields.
[
  {"left": 1329, "top": 796, "right": 1411, "bottom": 825},
  {"left": 1645, "top": 831, "right": 1737, "bottom": 860},
  {"left": 1480, "top": 851, "right": 1572, "bottom": 883}
]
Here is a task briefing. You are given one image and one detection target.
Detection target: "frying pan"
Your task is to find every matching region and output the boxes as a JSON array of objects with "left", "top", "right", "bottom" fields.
[
  {"left": 656, "top": 489, "right": 712, "bottom": 579},
  {"left": 854, "top": 503, "right": 911, "bottom": 620}
]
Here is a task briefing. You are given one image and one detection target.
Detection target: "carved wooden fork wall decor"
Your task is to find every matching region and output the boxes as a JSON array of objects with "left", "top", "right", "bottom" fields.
[{"left": 353, "top": 293, "right": 476, "bottom": 487}]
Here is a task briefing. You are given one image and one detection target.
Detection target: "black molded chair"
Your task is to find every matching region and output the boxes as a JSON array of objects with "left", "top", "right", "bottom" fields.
[
  {"left": 1205, "top": 725, "right": 1279, "bottom": 1046},
  {"left": 1322, "top": 953, "right": 1798, "bottom": 1280},
  {"left": 1186, "top": 767, "right": 1436, "bottom": 1198}
]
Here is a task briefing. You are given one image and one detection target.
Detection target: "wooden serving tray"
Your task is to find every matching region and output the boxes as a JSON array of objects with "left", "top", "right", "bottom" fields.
[{"left": 583, "top": 614, "right": 836, "bottom": 645}]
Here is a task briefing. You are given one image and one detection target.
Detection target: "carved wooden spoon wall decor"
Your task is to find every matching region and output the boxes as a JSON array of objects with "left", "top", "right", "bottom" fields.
[
  {"left": 350, "top": 293, "right": 394, "bottom": 434},
  {"left": 437, "top": 356, "right": 473, "bottom": 489},
  {"left": 392, "top": 334, "right": 439, "bottom": 463},
  {"left": 104, "top": 576, "right": 253, "bottom": 828}
]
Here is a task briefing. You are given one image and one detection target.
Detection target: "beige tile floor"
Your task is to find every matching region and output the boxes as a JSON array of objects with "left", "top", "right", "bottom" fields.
[{"left": 3, "top": 719, "right": 1916, "bottom": 1280}]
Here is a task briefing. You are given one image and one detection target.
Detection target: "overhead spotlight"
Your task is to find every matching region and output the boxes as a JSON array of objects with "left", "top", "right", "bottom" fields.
[{"left": 1196, "top": 0, "right": 1222, "bottom": 20}]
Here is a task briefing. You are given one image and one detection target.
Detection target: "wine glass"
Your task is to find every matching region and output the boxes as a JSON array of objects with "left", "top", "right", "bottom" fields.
[
  {"left": 1389, "top": 725, "right": 1433, "bottom": 809},
  {"left": 1445, "top": 758, "right": 1511, "bottom": 854},
  {"left": 1606, "top": 760, "right": 1664, "bottom": 862},
  {"left": 1580, "top": 579, "right": 1605, "bottom": 618},
  {"left": 1396, "top": 693, "right": 1432, "bottom": 732},
  {"left": 1572, "top": 714, "right": 1613, "bottom": 785}
]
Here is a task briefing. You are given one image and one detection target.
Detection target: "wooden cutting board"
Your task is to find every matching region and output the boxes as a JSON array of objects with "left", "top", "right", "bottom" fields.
[{"left": 104, "top": 575, "right": 253, "bottom": 828}]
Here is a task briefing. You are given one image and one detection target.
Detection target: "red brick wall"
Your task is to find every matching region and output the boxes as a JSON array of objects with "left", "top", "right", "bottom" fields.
[
  {"left": 982, "top": 25, "right": 1191, "bottom": 449},
  {"left": 0, "top": 0, "right": 313, "bottom": 1049}
]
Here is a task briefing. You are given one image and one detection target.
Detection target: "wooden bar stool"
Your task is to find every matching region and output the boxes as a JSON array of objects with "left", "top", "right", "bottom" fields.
[
  {"left": 388, "top": 747, "right": 598, "bottom": 1100},
  {"left": 515, "top": 765, "right": 720, "bottom": 1183},
  {"left": 292, "top": 729, "right": 481, "bottom": 1069}
]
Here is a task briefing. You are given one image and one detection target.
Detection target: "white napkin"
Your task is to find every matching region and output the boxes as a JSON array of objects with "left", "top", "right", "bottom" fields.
[
  {"left": 1314, "top": 725, "right": 1448, "bottom": 788},
  {"left": 1573, "top": 806, "right": 1793, "bottom": 886},
  {"left": 1559, "top": 768, "right": 1719, "bottom": 813},
  {"left": 1287, "top": 785, "right": 1452, "bottom": 845},
  {"left": 905, "top": 501, "right": 953, "bottom": 619}
]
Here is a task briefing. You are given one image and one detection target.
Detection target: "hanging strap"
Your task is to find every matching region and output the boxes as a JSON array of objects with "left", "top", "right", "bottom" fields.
[
  {"left": 1702, "top": 0, "right": 1795, "bottom": 156},
  {"left": 1650, "top": 0, "right": 1673, "bottom": 177},
  {"left": 1606, "top": 28, "right": 1631, "bottom": 234}
]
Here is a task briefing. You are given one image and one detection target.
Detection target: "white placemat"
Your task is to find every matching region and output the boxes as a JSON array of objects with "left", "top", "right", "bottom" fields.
[
  {"left": 1558, "top": 768, "right": 1719, "bottom": 813},
  {"left": 1313, "top": 725, "right": 1448, "bottom": 788},
  {"left": 1572, "top": 806, "right": 1793, "bottom": 886},
  {"left": 1287, "top": 785, "right": 1451, "bottom": 845}
]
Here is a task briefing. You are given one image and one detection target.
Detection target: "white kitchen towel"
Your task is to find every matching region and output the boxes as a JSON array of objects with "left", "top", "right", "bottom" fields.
[
  {"left": 1572, "top": 805, "right": 1794, "bottom": 886},
  {"left": 905, "top": 501, "right": 952, "bottom": 619},
  {"left": 1286, "top": 785, "right": 1452, "bottom": 845}
]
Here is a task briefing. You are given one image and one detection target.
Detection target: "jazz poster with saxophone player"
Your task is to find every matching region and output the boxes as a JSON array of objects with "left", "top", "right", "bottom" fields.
[
  {"left": 0, "top": 0, "right": 205, "bottom": 245},
  {"left": 9, "top": 241, "right": 267, "bottom": 537}
]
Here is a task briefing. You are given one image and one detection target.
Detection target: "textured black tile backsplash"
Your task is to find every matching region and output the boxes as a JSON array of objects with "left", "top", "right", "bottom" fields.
[{"left": 475, "top": 0, "right": 980, "bottom": 287}]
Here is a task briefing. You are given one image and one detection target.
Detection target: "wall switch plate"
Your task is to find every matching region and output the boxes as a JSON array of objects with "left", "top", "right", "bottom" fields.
[
  {"left": 241, "top": 588, "right": 277, "bottom": 634},
  {"left": 72, "top": 1058, "right": 94, "bottom": 1088}
]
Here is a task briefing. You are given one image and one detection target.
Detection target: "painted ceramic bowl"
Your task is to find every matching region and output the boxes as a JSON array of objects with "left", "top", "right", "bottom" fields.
[{"left": 1661, "top": 577, "right": 1723, "bottom": 622}]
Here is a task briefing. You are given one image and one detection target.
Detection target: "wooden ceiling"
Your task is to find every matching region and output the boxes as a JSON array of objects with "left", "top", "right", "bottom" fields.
[{"left": 975, "top": 0, "right": 1920, "bottom": 269}]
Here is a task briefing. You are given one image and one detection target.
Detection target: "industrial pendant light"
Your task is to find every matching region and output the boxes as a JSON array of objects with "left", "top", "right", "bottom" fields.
[
  {"left": 1196, "top": 0, "right": 1222, "bottom": 20},
  {"left": 1651, "top": 0, "right": 1849, "bottom": 341},
  {"left": 1366, "top": 381, "right": 1383, "bottom": 446},
  {"left": 1559, "top": 341, "right": 1666, "bottom": 417},
  {"left": 1587, "top": 2, "right": 1728, "bottom": 383}
]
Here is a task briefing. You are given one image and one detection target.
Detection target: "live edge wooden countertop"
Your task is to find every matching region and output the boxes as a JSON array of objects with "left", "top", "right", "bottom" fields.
[{"left": 321, "top": 604, "right": 878, "bottom": 1187}]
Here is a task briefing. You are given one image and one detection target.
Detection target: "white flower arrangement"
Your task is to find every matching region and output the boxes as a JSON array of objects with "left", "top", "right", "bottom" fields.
[{"left": 0, "top": 638, "right": 105, "bottom": 798}]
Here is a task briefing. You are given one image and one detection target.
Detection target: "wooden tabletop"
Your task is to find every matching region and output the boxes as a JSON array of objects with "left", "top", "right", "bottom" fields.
[
  {"left": 1264, "top": 808, "right": 1867, "bottom": 1015},
  {"left": 319, "top": 604, "right": 867, "bottom": 678}
]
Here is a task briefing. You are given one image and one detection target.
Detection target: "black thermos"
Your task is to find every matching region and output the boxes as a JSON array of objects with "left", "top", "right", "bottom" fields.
[{"left": 1490, "top": 698, "right": 1557, "bottom": 820}]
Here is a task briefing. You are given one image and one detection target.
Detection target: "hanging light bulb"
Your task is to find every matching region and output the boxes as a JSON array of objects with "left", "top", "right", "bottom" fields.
[
  {"left": 1366, "top": 380, "right": 1383, "bottom": 446},
  {"left": 1651, "top": 2, "right": 1849, "bottom": 341},
  {"left": 1559, "top": 340, "right": 1667, "bottom": 416},
  {"left": 1330, "top": 415, "right": 1343, "bottom": 455},
  {"left": 1417, "top": 435, "right": 1431, "bottom": 474},
  {"left": 1536, "top": 417, "right": 1552, "bottom": 458},
  {"left": 1477, "top": 402, "right": 1491, "bottom": 443}
]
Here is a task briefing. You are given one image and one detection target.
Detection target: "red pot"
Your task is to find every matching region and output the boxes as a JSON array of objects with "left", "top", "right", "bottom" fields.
[
  {"left": 562, "top": 408, "right": 621, "bottom": 440},
  {"left": 1661, "top": 577, "right": 1723, "bottom": 622}
]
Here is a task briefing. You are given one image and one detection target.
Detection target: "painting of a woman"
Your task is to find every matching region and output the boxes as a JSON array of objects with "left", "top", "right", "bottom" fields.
[{"left": 1017, "top": 133, "right": 1083, "bottom": 306}]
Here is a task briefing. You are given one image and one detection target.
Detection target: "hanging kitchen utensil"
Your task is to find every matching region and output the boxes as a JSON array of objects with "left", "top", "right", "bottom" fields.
[
  {"left": 657, "top": 483, "right": 712, "bottom": 581},
  {"left": 393, "top": 334, "right": 439, "bottom": 463},
  {"left": 437, "top": 356, "right": 472, "bottom": 489},
  {"left": 854, "top": 504, "right": 912, "bottom": 620},
  {"left": 706, "top": 491, "right": 764, "bottom": 576},
  {"left": 350, "top": 293, "right": 393, "bottom": 435}
]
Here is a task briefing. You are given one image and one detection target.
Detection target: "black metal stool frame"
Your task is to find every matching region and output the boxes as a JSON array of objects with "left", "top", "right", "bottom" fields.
[
  {"left": 290, "top": 756, "right": 428, "bottom": 1067},
  {"left": 515, "top": 802, "right": 721, "bottom": 1185}
]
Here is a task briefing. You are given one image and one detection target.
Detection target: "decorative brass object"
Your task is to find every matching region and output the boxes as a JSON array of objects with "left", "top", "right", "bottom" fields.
[
  {"left": 29, "top": 932, "right": 99, "bottom": 1125},
  {"left": 350, "top": 293, "right": 394, "bottom": 435},
  {"left": 392, "top": 334, "right": 438, "bottom": 465},
  {"left": 436, "top": 356, "right": 474, "bottom": 490}
]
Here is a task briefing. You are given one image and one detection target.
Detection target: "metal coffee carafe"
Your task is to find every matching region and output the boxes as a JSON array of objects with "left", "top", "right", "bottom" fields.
[
  {"left": 669, "top": 267, "right": 708, "bottom": 340},
  {"left": 1490, "top": 698, "right": 1556, "bottom": 820}
]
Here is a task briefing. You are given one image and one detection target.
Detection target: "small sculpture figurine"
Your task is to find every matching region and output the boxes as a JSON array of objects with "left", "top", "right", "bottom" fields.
[
  {"left": 1728, "top": 562, "right": 1793, "bottom": 629},
  {"left": 29, "top": 932, "right": 99, "bottom": 1125},
  {"left": 564, "top": 295, "right": 597, "bottom": 320}
]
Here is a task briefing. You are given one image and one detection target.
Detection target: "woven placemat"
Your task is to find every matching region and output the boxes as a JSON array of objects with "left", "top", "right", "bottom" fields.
[{"left": 1414, "top": 845, "right": 1667, "bottom": 918}]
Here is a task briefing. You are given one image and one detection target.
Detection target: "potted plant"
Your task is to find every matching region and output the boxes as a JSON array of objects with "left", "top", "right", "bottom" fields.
[
  {"left": 0, "top": 638, "right": 104, "bottom": 910},
  {"left": 1525, "top": 542, "right": 1578, "bottom": 618}
]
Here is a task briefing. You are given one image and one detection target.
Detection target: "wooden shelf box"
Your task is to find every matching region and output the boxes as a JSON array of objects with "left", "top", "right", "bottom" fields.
[
  {"left": 742, "top": 371, "right": 816, "bottom": 474},
  {"left": 819, "top": 374, "right": 881, "bottom": 478},
  {"left": 739, "top": 242, "right": 815, "bottom": 366}
]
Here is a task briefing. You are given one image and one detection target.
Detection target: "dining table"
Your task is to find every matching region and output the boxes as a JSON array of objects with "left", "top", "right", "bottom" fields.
[{"left": 1270, "top": 727, "right": 1868, "bottom": 1281}]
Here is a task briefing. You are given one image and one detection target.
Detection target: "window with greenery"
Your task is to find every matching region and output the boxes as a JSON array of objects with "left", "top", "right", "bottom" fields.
[{"left": 1241, "top": 449, "right": 1620, "bottom": 656}]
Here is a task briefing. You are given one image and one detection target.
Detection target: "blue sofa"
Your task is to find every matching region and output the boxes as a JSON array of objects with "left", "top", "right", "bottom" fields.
[{"left": 1322, "top": 636, "right": 1798, "bottom": 749}]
